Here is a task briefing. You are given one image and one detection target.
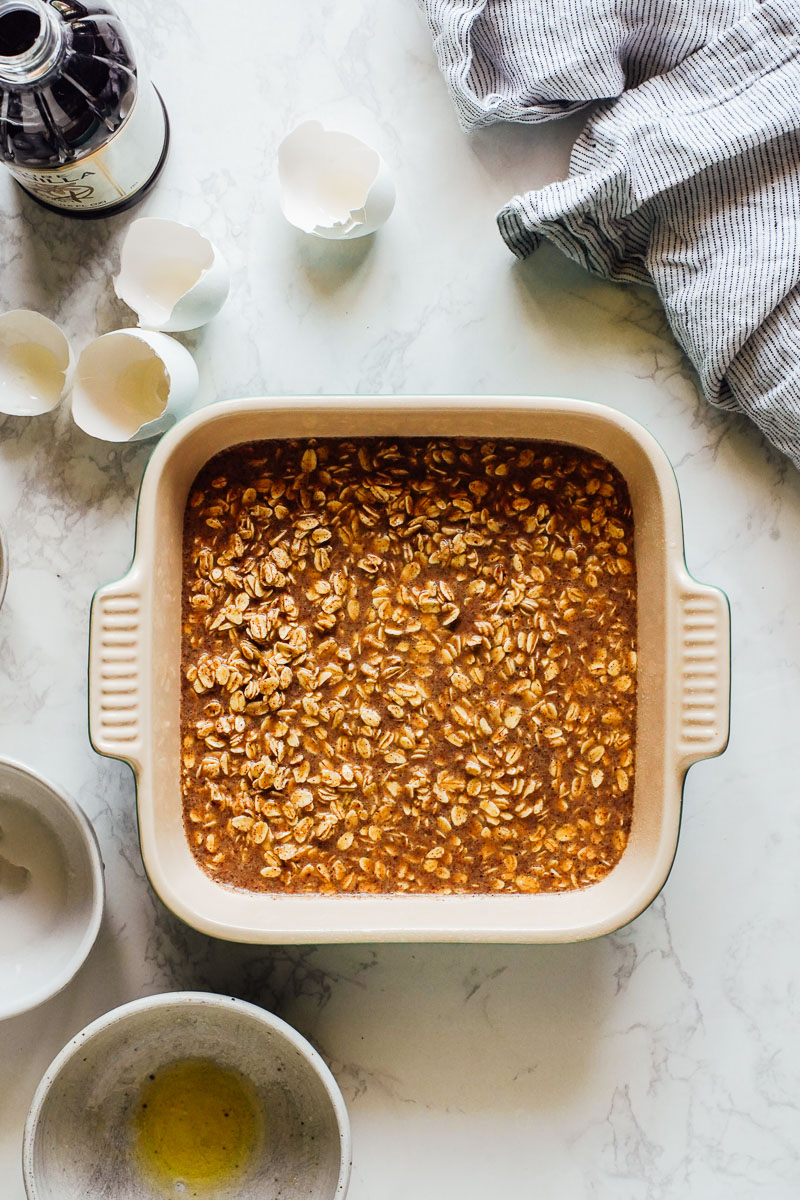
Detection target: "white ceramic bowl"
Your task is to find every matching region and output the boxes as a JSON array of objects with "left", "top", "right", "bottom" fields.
[
  {"left": 0, "top": 757, "right": 104, "bottom": 1020},
  {"left": 23, "top": 991, "right": 351, "bottom": 1200}
]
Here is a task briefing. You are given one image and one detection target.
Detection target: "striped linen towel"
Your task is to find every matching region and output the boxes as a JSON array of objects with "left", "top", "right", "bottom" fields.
[{"left": 422, "top": 0, "right": 800, "bottom": 466}]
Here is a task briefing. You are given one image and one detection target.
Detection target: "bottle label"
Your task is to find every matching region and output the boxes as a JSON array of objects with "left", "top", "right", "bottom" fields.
[{"left": 7, "top": 79, "right": 166, "bottom": 211}]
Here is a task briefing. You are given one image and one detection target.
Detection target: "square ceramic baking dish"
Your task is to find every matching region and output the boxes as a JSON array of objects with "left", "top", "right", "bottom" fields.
[{"left": 89, "top": 397, "right": 730, "bottom": 943}]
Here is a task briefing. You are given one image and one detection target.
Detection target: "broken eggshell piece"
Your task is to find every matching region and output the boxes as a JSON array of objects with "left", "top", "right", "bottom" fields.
[
  {"left": 0, "top": 309, "right": 71, "bottom": 417},
  {"left": 114, "top": 218, "right": 230, "bottom": 332},
  {"left": 71, "top": 329, "right": 199, "bottom": 443},
  {"left": 278, "top": 120, "right": 396, "bottom": 240}
]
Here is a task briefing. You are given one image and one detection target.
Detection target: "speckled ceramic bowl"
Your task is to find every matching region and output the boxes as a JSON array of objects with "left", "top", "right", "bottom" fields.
[{"left": 23, "top": 991, "right": 351, "bottom": 1200}]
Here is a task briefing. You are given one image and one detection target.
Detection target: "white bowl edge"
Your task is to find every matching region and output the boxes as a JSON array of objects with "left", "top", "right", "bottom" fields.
[{"left": 0, "top": 756, "right": 104, "bottom": 1021}]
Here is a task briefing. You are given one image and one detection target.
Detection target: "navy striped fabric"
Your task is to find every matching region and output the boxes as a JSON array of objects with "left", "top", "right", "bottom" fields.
[{"left": 422, "top": 0, "right": 800, "bottom": 466}]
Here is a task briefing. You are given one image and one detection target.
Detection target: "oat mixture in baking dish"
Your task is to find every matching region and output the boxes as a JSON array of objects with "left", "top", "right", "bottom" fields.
[{"left": 180, "top": 438, "right": 637, "bottom": 895}]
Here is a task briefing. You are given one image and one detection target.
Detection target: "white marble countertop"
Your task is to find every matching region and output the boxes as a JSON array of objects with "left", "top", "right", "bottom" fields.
[{"left": 1, "top": 2, "right": 799, "bottom": 1197}]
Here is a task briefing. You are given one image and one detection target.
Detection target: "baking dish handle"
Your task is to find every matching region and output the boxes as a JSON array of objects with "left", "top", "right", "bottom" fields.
[
  {"left": 88, "top": 570, "right": 144, "bottom": 773},
  {"left": 673, "top": 570, "right": 731, "bottom": 771}
]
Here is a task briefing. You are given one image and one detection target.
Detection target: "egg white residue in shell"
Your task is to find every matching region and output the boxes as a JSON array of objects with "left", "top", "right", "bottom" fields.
[
  {"left": 0, "top": 309, "right": 71, "bottom": 417},
  {"left": 71, "top": 328, "right": 199, "bottom": 443},
  {"left": 114, "top": 218, "right": 230, "bottom": 332},
  {"left": 278, "top": 120, "right": 396, "bottom": 240}
]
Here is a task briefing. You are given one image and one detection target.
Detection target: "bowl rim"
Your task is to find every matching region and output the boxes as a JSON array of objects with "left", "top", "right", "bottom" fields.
[
  {"left": 0, "top": 755, "right": 104, "bottom": 1021},
  {"left": 22, "top": 989, "right": 353, "bottom": 1200}
]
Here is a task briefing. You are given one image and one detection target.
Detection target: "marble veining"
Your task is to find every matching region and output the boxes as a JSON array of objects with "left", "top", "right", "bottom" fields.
[{"left": 0, "top": 2, "right": 799, "bottom": 1197}]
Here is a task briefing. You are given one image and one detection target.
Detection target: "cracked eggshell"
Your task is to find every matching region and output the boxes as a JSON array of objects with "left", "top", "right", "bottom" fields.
[
  {"left": 71, "top": 329, "right": 199, "bottom": 443},
  {"left": 114, "top": 218, "right": 230, "bottom": 332},
  {"left": 278, "top": 120, "right": 396, "bottom": 240},
  {"left": 0, "top": 309, "right": 71, "bottom": 416}
]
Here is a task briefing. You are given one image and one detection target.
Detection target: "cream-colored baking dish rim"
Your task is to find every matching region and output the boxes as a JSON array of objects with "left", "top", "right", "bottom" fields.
[{"left": 89, "top": 397, "right": 730, "bottom": 944}]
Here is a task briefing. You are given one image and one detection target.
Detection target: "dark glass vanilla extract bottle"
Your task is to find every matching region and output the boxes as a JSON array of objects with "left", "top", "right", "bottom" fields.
[{"left": 0, "top": 0, "right": 168, "bottom": 217}]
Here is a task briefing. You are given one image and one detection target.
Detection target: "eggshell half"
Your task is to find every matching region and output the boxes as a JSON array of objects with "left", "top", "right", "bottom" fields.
[
  {"left": 71, "top": 329, "right": 199, "bottom": 443},
  {"left": 0, "top": 309, "right": 71, "bottom": 416},
  {"left": 114, "top": 218, "right": 230, "bottom": 332},
  {"left": 278, "top": 120, "right": 396, "bottom": 240}
]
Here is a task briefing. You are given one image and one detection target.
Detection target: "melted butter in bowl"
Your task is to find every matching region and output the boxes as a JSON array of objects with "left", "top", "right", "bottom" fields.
[
  {"left": 134, "top": 1059, "right": 264, "bottom": 1196},
  {"left": 23, "top": 993, "right": 351, "bottom": 1200}
]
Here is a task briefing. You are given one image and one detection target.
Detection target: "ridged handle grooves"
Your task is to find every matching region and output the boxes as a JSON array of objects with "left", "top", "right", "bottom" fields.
[
  {"left": 675, "top": 575, "right": 731, "bottom": 769},
  {"left": 89, "top": 575, "right": 142, "bottom": 769}
]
